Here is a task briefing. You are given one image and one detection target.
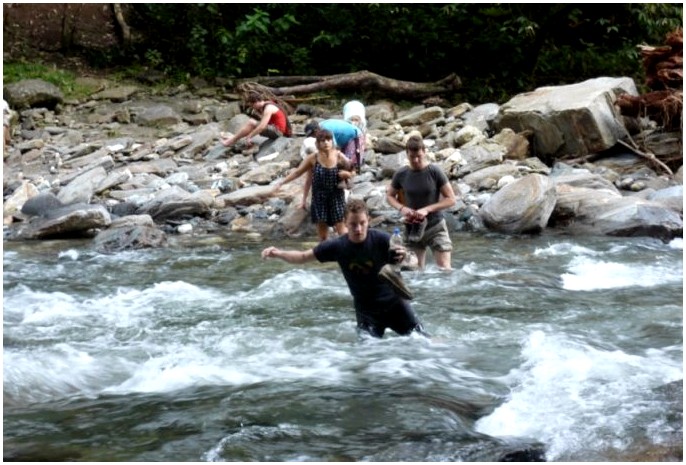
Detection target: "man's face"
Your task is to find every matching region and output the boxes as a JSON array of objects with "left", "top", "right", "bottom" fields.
[
  {"left": 407, "top": 148, "right": 426, "bottom": 170},
  {"left": 345, "top": 211, "right": 369, "bottom": 243}
]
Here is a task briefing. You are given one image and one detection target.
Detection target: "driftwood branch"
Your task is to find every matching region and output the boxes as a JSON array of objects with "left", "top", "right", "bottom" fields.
[
  {"left": 617, "top": 139, "right": 674, "bottom": 176},
  {"left": 238, "top": 70, "right": 461, "bottom": 98}
]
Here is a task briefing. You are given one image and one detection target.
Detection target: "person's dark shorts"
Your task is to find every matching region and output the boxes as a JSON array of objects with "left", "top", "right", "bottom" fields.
[
  {"left": 355, "top": 298, "right": 425, "bottom": 338},
  {"left": 261, "top": 124, "right": 283, "bottom": 140}
]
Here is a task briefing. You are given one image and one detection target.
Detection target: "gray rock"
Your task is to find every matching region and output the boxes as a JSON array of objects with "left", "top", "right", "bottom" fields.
[
  {"left": 480, "top": 173, "right": 557, "bottom": 234},
  {"left": 3, "top": 79, "right": 64, "bottom": 110},
  {"left": 18, "top": 204, "right": 111, "bottom": 239},
  {"left": 552, "top": 184, "right": 683, "bottom": 241},
  {"left": 136, "top": 105, "right": 181, "bottom": 127},
  {"left": 57, "top": 166, "right": 108, "bottom": 205},
  {"left": 20, "top": 192, "right": 65, "bottom": 217},
  {"left": 93, "top": 222, "right": 167, "bottom": 253},
  {"left": 394, "top": 106, "right": 444, "bottom": 126},
  {"left": 461, "top": 103, "right": 500, "bottom": 133},
  {"left": 647, "top": 185, "right": 683, "bottom": 213},
  {"left": 494, "top": 77, "right": 638, "bottom": 158},
  {"left": 90, "top": 86, "right": 140, "bottom": 102}
]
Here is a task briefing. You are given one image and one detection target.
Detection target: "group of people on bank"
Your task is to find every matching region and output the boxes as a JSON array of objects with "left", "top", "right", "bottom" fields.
[{"left": 223, "top": 94, "right": 457, "bottom": 339}]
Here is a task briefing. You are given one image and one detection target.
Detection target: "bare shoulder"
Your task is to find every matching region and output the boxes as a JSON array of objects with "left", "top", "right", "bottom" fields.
[{"left": 263, "top": 103, "right": 279, "bottom": 114}]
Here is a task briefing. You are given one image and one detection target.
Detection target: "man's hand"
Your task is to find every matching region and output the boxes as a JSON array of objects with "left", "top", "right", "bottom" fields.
[{"left": 261, "top": 247, "right": 280, "bottom": 259}]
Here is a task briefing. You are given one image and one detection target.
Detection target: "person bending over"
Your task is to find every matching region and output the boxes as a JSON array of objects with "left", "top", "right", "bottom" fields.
[{"left": 221, "top": 94, "right": 291, "bottom": 149}]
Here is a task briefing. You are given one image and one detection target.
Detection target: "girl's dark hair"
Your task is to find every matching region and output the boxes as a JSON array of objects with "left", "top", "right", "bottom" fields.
[
  {"left": 315, "top": 129, "right": 334, "bottom": 142},
  {"left": 406, "top": 135, "right": 425, "bottom": 151}
]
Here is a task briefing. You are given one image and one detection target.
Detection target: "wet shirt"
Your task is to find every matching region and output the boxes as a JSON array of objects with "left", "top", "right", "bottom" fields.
[{"left": 313, "top": 229, "right": 395, "bottom": 308}]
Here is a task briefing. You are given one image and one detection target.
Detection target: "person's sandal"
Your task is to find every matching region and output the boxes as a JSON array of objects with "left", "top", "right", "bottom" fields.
[{"left": 378, "top": 264, "right": 414, "bottom": 300}]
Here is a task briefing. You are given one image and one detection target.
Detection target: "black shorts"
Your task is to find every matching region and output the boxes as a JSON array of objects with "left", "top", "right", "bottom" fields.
[{"left": 355, "top": 298, "right": 426, "bottom": 338}]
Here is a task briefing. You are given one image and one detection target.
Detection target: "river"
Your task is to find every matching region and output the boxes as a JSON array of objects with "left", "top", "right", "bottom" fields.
[{"left": 3, "top": 232, "right": 683, "bottom": 461}]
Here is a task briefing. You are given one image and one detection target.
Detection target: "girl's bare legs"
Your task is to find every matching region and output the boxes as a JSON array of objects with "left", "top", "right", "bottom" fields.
[
  {"left": 333, "top": 221, "right": 348, "bottom": 237},
  {"left": 316, "top": 223, "right": 330, "bottom": 242}
]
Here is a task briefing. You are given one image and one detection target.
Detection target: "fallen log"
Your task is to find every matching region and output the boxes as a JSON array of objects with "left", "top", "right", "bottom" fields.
[{"left": 238, "top": 70, "right": 462, "bottom": 98}]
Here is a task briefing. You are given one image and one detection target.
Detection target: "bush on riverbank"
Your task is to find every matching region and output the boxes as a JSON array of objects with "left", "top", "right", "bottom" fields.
[{"left": 3, "top": 4, "right": 682, "bottom": 103}]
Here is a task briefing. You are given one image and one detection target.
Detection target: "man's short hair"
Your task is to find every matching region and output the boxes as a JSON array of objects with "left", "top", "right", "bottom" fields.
[
  {"left": 406, "top": 135, "right": 425, "bottom": 152},
  {"left": 345, "top": 197, "right": 368, "bottom": 218}
]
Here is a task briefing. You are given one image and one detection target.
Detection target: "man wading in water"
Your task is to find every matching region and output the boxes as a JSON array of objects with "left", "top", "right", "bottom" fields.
[{"left": 261, "top": 198, "right": 427, "bottom": 338}]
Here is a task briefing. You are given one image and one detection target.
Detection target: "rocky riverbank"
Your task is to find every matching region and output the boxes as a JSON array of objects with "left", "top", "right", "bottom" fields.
[{"left": 2, "top": 75, "right": 683, "bottom": 253}]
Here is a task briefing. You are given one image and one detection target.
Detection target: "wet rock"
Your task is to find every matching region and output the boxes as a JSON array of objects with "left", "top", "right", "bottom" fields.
[
  {"left": 93, "top": 215, "right": 167, "bottom": 253},
  {"left": 480, "top": 174, "right": 557, "bottom": 234},
  {"left": 17, "top": 203, "right": 111, "bottom": 239}
]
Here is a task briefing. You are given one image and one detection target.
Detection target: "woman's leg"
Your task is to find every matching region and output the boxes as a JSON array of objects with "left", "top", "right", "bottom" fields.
[
  {"left": 316, "top": 222, "right": 330, "bottom": 242},
  {"left": 333, "top": 221, "right": 348, "bottom": 236}
]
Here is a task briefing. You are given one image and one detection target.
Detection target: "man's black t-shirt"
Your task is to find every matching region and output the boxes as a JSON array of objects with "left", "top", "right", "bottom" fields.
[{"left": 313, "top": 229, "right": 396, "bottom": 311}]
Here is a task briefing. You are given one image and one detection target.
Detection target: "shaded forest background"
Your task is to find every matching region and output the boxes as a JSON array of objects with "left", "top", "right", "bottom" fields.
[{"left": 2, "top": 3, "right": 683, "bottom": 103}]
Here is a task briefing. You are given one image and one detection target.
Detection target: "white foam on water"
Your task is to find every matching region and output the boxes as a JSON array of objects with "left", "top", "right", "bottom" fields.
[
  {"left": 57, "top": 249, "right": 80, "bottom": 261},
  {"left": 668, "top": 237, "right": 683, "bottom": 249},
  {"left": 475, "top": 330, "right": 682, "bottom": 460},
  {"left": 533, "top": 242, "right": 599, "bottom": 258},
  {"left": 561, "top": 256, "right": 682, "bottom": 291}
]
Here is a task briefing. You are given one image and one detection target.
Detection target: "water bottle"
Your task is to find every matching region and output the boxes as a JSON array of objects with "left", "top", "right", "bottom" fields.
[
  {"left": 390, "top": 227, "right": 403, "bottom": 248},
  {"left": 389, "top": 227, "right": 404, "bottom": 269}
]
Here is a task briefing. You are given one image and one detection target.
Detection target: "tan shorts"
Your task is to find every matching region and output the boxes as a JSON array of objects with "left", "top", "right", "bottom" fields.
[{"left": 406, "top": 218, "right": 453, "bottom": 252}]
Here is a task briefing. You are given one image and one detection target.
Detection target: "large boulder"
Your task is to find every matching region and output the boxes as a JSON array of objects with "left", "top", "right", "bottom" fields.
[
  {"left": 3, "top": 79, "right": 64, "bottom": 110},
  {"left": 15, "top": 203, "right": 111, "bottom": 239},
  {"left": 552, "top": 184, "right": 683, "bottom": 241},
  {"left": 93, "top": 214, "right": 167, "bottom": 253},
  {"left": 494, "top": 77, "right": 639, "bottom": 158},
  {"left": 479, "top": 173, "right": 556, "bottom": 234}
]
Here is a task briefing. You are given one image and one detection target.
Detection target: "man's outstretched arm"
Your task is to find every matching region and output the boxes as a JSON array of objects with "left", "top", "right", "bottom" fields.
[{"left": 261, "top": 247, "right": 316, "bottom": 265}]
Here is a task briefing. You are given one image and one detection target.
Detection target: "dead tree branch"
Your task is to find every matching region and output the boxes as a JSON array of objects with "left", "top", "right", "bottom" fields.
[{"left": 238, "top": 70, "right": 461, "bottom": 99}]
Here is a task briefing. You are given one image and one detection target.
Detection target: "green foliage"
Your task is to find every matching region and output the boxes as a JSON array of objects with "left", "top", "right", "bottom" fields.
[
  {"left": 2, "top": 61, "right": 95, "bottom": 99},
  {"left": 104, "top": 4, "right": 684, "bottom": 102}
]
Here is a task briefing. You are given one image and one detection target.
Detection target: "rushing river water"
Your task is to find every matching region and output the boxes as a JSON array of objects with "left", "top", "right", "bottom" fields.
[{"left": 3, "top": 232, "right": 683, "bottom": 461}]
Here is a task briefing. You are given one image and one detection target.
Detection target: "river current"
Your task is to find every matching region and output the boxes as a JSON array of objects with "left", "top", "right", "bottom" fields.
[{"left": 3, "top": 232, "right": 683, "bottom": 461}]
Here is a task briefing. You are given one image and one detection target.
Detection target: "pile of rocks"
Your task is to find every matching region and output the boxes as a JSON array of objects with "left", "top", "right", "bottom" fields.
[{"left": 2, "top": 75, "right": 682, "bottom": 253}]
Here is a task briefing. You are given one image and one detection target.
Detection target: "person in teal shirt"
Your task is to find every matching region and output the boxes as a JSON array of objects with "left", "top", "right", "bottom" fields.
[{"left": 305, "top": 119, "right": 364, "bottom": 168}]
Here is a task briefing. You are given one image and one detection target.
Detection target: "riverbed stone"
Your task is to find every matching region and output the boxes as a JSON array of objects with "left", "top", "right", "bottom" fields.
[
  {"left": 17, "top": 203, "right": 111, "bottom": 239},
  {"left": 480, "top": 173, "right": 557, "bottom": 234},
  {"left": 1, "top": 75, "right": 680, "bottom": 246},
  {"left": 3, "top": 79, "right": 64, "bottom": 110},
  {"left": 494, "top": 76, "right": 639, "bottom": 158}
]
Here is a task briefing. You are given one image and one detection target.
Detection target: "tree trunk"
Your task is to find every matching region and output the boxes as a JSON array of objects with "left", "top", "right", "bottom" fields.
[
  {"left": 112, "top": 3, "right": 131, "bottom": 47},
  {"left": 239, "top": 70, "right": 462, "bottom": 98}
]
